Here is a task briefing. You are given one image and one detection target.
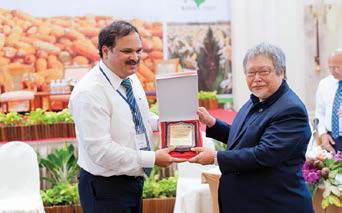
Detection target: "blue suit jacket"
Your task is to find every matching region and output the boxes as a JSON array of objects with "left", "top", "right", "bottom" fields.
[{"left": 206, "top": 81, "right": 313, "bottom": 213}]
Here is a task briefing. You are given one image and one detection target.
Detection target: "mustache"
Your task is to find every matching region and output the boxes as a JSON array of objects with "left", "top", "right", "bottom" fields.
[{"left": 125, "top": 59, "right": 140, "bottom": 65}]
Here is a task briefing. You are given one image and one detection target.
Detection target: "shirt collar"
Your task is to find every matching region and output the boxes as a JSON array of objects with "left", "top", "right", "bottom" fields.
[
  {"left": 99, "top": 60, "right": 130, "bottom": 91},
  {"left": 250, "top": 80, "right": 289, "bottom": 108}
]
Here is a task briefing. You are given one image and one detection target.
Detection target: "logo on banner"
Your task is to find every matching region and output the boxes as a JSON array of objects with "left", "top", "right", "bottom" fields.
[
  {"left": 182, "top": 0, "right": 214, "bottom": 11},
  {"left": 193, "top": 0, "right": 206, "bottom": 7}
]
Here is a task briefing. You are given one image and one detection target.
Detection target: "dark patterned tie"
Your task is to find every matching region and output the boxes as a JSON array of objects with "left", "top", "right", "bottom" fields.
[
  {"left": 121, "top": 78, "right": 152, "bottom": 176},
  {"left": 331, "top": 81, "right": 342, "bottom": 139}
]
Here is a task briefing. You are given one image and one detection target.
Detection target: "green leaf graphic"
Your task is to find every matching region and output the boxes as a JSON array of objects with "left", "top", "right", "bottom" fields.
[{"left": 194, "top": 0, "right": 205, "bottom": 7}]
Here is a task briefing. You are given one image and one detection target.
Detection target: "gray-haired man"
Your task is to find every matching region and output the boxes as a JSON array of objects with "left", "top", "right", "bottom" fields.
[{"left": 189, "top": 43, "right": 314, "bottom": 212}]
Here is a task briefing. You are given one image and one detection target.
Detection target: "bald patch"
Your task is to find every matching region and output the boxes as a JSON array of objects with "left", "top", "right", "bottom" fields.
[{"left": 330, "top": 49, "right": 342, "bottom": 59}]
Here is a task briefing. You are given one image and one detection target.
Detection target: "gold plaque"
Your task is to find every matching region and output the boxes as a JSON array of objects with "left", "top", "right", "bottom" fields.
[{"left": 166, "top": 122, "right": 196, "bottom": 151}]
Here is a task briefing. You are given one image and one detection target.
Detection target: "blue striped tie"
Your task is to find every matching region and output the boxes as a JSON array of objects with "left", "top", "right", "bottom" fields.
[
  {"left": 121, "top": 78, "right": 152, "bottom": 177},
  {"left": 331, "top": 81, "right": 342, "bottom": 139}
]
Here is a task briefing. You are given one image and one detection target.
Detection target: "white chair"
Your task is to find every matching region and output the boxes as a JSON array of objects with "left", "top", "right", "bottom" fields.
[
  {"left": 0, "top": 90, "right": 35, "bottom": 112},
  {"left": 0, "top": 142, "right": 45, "bottom": 213},
  {"left": 174, "top": 132, "right": 217, "bottom": 213}
]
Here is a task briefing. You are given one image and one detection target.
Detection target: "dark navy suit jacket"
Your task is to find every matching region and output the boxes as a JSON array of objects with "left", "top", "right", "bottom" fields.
[{"left": 206, "top": 81, "right": 314, "bottom": 213}]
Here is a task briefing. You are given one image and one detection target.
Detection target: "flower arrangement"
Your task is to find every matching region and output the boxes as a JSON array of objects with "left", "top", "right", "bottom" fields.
[{"left": 302, "top": 147, "right": 342, "bottom": 209}]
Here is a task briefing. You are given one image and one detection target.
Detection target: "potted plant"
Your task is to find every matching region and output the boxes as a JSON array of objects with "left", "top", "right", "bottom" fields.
[
  {"left": 198, "top": 91, "right": 218, "bottom": 109},
  {"left": 0, "top": 108, "right": 75, "bottom": 141},
  {"left": 142, "top": 167, "right": 177, "bottom": 213},
  {"left": 0, "top": 111, "right": 27, "bottom": 141},
  {"left": 302, "top": 147, "right": 342, "bottom": 212},
  {"left": 38, "top": 109, "right": 74, "bottom": 139},
  {"left": 39, "top": 144, "right": 81, "bottom": 212},
  {"left": 39, "top": 144, "right": 78, "bottom": 186},
  {"left": 41, "top": 183, "right": 81, "bottom": 213}
]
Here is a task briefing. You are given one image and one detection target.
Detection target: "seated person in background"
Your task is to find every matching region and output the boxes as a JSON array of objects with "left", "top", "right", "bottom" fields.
[{"left": 315, "top": 49, "right": 342, "bottom": 153}]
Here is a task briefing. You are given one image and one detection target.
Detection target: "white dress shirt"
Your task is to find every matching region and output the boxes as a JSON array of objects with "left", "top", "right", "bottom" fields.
[
  {"left": 315, "top": 75, "right": 342, "bottom": 136},
  {"left": 69, "top": 61, "right": 158, "bottom": 177}
]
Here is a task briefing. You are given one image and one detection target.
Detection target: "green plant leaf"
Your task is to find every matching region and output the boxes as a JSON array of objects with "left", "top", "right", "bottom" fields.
[
  {"left": 322, "top": 197, "right": 330, "bottom": 209},
  {"left": 25, "top": 108, "right": 46, "bottom": 125},
  {"left": 39, "top": 144, "right": 78, "bottom": 187},
  {"left": 40, "top": 183, "right": 79, "bottom": 206},
  {"left": 3, "top": 112, "right": 23, "bottom": 126},
  {"left": 149, "top": 104, "right": 158, "bottom": 115},
  {"left": 324, "top": 159, "right": 335, "bottom": 167},
  {"left": 143, "top": 167, "right": 177, "bottom": 199},
  {"left": 329, "top": 195, "right": 342, "bottom": 207}
]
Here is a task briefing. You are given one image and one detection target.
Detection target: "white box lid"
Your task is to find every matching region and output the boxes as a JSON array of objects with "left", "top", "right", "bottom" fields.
[{"left": 156, "top": 71, "right": 198, "bottom": 122}]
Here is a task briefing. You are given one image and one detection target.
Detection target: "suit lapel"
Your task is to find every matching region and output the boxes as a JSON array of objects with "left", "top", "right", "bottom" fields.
[
  {"left": 227, "top": 103, "right": 252, "bottom": 149},
  {"left": 228, "top": 111, "right": 263, "bottom": 150}
]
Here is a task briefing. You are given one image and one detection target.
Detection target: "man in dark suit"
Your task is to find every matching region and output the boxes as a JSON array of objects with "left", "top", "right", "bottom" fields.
[{"left": 189, "top": 43, "right": 314, "bottom": 213}]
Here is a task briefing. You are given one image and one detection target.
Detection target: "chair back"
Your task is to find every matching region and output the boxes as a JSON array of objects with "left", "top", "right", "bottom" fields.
[{"left": 0, "top": 142, "right": 41, "bottom": 199}]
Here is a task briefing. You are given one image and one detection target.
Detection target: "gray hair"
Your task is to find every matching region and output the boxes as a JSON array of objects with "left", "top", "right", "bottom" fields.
[{"left": 243, "top": 42, "right": 286, "bottom": 79}]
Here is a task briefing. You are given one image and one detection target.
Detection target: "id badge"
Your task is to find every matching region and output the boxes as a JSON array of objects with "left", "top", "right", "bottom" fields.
[{"left": 135, "top": 133, "right": 148, "bottom": 150}]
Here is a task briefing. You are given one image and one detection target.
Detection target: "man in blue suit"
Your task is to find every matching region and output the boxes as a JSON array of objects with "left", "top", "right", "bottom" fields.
[{"left": 189, "top": 43, "right": 314, "bottom": 213}]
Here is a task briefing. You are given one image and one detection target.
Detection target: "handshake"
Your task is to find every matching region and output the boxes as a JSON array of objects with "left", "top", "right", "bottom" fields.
[{"left": 154, "top": 107, "right": 217, "bottom": 168}]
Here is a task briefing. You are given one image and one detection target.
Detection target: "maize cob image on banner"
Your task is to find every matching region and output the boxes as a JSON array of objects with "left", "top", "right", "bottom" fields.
[{"left": 0, "top": 8, "right": 162, "bottom": 93}]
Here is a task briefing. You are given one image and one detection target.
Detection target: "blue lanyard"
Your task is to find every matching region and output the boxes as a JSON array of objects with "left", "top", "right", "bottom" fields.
[
  {"left": 99, "top": 66, "right": 135, "bottom": 109},
  {"left": 99, "top": 65, "right": 145, "bottom": 133}
]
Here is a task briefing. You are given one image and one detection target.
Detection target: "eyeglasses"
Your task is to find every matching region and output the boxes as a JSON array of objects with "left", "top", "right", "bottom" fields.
[{"left": 246, "top": 69, "right": 273, "bottom": 78}]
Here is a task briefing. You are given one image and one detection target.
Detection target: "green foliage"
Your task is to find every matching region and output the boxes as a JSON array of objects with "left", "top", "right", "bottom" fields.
[
  {"left": 329, "top": 160, "right": 342, "bottom": 171},
  {"left": 0, "top": 112, "right": 24, "bottom": 126},
  {"left": 143, "top": 167, "right": 177, "bottom": 199},
  {"left": 41, "top": 183, "right": 79, "bottom": 206},
  {"left": 324, "top": 159, "right": 335, "bottom": 168},
  {"left": 322, "top": 195, "right": 342, "bottom": 209},
  {"left": 143, "top": 176, "right": 177, "bottom": 199},
  {"left": 39, "top": 144, "right": 78, "bottom": 186},
  {"left": 42, "top": 111, "right": 60, "bottom": 124},
  {"left": 26, "top": 108, "right": 46, "bottom": 125},
  {"left": 156, "top": 177, "right": 177, "bottom": 198},
  {"left": 213, "top": 139, "right": 227, "bottom": 151},
  {"left": 198, "top": 91, "right": 217, "bottom": 100},
  {"left": 143, "top": 178, "right": 159, "bottom": 199},
  {"left": 43, "top": 109, "right": 74, "bottom": 124},
  {"left": 0, "top": 112, "right": 5, "bottom": 126},
  {"left": 308, "top": 184, "right": 318, "bottom": 195},
  {"left": 0, "top": 108, "right": 74, "bottom": 126},
  {"left": 56, "top": 109, "right": 74, "bottom": 123},
  {"left": 149, "top": 104, "right": 158, "bottom": 116}
]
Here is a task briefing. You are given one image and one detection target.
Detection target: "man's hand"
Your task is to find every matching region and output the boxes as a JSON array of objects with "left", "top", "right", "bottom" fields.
[
  {"left": 155, "top": 147, "right": 186, "bottom": 167},
  {"left": 197, "top": 107, "right": 216, "bottom": 128},
  {"left": 188, "top": 147, "right": 215, "bottom": 165},
  {"left": 321, "top": 133, "right": 336, "bottom": 154}
]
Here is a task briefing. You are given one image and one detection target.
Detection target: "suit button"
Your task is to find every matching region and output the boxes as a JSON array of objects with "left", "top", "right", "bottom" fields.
[{"left": 258, "top": 108, "right": 263, "bottom": 112}]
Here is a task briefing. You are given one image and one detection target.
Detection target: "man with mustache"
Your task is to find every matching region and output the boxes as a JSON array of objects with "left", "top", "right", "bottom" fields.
[
  {"left": 69, "top": 21, "right": 184, "bottom": 213},
  {"left": 316, "top": 49, "right": 342, "bottom": 153},
  {"left": 189, "top": 43, "right": 313, "bottom": 212}
]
